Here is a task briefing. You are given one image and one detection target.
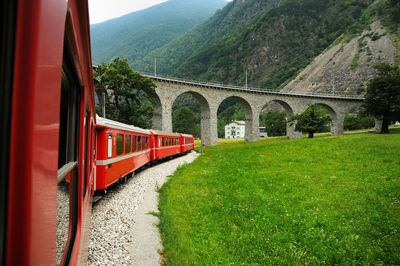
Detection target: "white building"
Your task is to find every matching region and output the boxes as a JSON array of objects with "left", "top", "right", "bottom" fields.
[
  {"left": 225, "top": 121, "right": 245, "bottom": 139},
  {"left": 225, "top": 121, "right": 268, "bottom": 139}
]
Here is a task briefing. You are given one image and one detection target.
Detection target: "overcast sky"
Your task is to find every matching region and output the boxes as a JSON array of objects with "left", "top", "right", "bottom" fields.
[{"left": 89, "top": 0, "right": 232, "bottom": 24}]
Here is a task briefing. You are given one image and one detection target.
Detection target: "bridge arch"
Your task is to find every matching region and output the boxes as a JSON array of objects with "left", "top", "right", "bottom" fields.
[
  {"left": 270, "top": 99, "right": 294, "bottom": 117},
  {"left": 312, "top": 102, "right": 342, "bottom": 135},
  {"left": 171, "top": 90, "right": 215, "bottom": 145},
  {"left": 217, "top": 96, "right": 257, "bottom": 142},
  {"left": 259, "top": 99, "right": 296, "bottom": 138}
]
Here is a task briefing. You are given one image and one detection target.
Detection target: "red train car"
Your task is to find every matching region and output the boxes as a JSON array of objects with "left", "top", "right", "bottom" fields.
[
  {"left": 1, "top": 0, "right": 95, "bottom": 265},
  {"left": 151, "top": 130, "right": 182, "bottom": 160},
  {"left": 180, "top": 134, "right": 195, "bottom": 153},
  {"left": 95, "top": 116, "right": 152, "bottom": 191}
]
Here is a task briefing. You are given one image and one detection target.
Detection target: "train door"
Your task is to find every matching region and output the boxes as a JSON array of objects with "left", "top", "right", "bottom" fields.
[{"left": 0, "top": 0, "right": 18, "bottom": 263}]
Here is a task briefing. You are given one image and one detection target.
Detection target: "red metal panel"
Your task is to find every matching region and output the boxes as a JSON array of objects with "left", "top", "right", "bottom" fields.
[
  {"left": 7, "top": 0, "right": 67, "bottom": 265},
  {"left": 7, "top": 0, "right": 95, "bottom": 265}
]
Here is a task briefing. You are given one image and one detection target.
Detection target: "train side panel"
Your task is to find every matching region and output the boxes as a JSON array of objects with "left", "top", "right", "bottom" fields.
[
  {"left": 152, "top": 132, "right": 181, "bottom": 160},
  {"left": 5, "top": 0, "right": 95, "bottom": 265},
  {"left": 95, "top": 125, "right": 152, "bottom": 191},
  {"left": 181, "top": 134, "right": 195, "bottom": 153}
]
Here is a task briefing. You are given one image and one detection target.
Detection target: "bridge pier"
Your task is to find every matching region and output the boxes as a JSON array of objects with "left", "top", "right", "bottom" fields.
[
  {"left": 330, "top": 113, "right": 345, "bottom": 135},
  {"left": 245, "top": 109, "right": 260, "bottom": 142},
  {"left": 201, "top": 107, "right": 218, "bottom": 146},
  {"left": 152, "top": 100, "right": 163, "bottom": 131},
  {"left": 286, "top": 120, "right": 303, "bottom": 139}
]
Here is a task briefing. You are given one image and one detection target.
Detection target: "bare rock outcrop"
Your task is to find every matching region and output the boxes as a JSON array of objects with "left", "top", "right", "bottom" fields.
[{"left": 282, "top": 21, "right": 397, "bottom": 96}]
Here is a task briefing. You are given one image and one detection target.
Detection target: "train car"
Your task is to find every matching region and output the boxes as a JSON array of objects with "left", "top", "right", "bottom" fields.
[
  {"left": 1, "top": 0, "right": 96, "bottom": 265},
  {"left": 180, "top": 134, "right": 195, "bottom": 153},
  {"left": 95, "top": 116, "right": 152, "bottom": 191},
  {"left": 151, "top": 130, "right": 182, "bottom": 160}
]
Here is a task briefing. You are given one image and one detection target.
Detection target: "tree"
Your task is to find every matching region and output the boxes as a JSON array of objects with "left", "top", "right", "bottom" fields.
[
  {"left": 94, "top": 57, "right": 156, "bottom": 128},
  {"left": 173, "top": 107, "right": 199, "bottom": 136},
  {"left": 289, "top": 105, "right": 332, "bottom": 138},
  {"left": 260, "top": 111, "right": 287, "bottom": 136},
  {"left": 344, "top": 108, "right": 375, "bottom": 131},
  {"left": 364, "top": 63, "right": 400, "bottom": 133}
]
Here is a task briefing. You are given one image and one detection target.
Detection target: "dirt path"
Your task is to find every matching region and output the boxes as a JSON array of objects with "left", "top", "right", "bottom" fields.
[{"left": 129, "top": 151, "right": 199, "bottom": 265}]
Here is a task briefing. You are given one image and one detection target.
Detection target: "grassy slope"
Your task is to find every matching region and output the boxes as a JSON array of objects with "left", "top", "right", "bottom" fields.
[{"left": 158, "top": 129, "right": 400, "bottom": 264}]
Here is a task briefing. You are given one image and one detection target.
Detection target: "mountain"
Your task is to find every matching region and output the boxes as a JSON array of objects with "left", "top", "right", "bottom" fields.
[
  {"left": 91, "top": 0, "right": 228, "bottom": 66},
  {"left": 138, "top": 0, "right": 399, "bottom": 93},
  {"left": 134, "top": 0, "right": 282, "bottom": 75}
]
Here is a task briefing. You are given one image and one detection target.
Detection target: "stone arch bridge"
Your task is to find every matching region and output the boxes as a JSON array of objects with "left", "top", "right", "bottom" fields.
[{"left": 145, "top": 75, "right": 365, "bottom": 146}]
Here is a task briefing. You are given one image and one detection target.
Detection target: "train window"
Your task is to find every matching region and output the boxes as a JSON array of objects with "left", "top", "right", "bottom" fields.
[
  {"left": 137, "top": 136, "right": 141, "bottom": 151},
  {"left": 125, "top": 135, "right": 131, "bottom": 153},
  {"left": 108, "top": 134, "right": 112, "bottom": 158},
  {"left": 132, "top": 135, "right": 136, "bottom": 152},
  {"left": 145, "top": 137, "right": 148, "bottom": 149},
  {"left": 0, "top": 0, "right": 18, "bottom": 261},
  {"left": 56, "top": 39, "right": 81, "bottom": 266},
  {"left": 116, "top": 134, "right": 123, "bottom": 155}
]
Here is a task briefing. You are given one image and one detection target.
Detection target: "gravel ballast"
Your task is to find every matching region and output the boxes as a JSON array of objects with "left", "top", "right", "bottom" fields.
[{"left": 88, "top": 151, "right": 199, "bottom": 265}]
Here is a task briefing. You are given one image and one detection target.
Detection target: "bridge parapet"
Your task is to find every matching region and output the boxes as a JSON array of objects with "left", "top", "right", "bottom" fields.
[{"left": 143, "top": 74, "right": 365, "bottom": 101}]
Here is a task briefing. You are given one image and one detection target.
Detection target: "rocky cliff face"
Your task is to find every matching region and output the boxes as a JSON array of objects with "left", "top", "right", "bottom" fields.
[{"left": 282, "top": 21, "right": 397, "bottom": 96}]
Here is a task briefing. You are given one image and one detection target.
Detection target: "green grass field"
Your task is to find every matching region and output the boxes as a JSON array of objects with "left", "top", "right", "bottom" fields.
[{"left": 159, "top": 128, "right": 400, "bottom": 265}]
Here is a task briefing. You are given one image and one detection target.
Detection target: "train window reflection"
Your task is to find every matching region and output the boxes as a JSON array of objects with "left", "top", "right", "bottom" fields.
[
  {"left": 57, "top": 43, "right": 80, "bottom": 265},
  {"left": 116, "top": 134, "right": 123, "bottom": 155},
  {"left": 108, "top": 134, "right": 112, "bottom": 158},
  {"left": 125, "top": 135, "right": 131, "bottom": 153},
  {"left": 132, "top": 135, "right": 136, "bottom": 152}
]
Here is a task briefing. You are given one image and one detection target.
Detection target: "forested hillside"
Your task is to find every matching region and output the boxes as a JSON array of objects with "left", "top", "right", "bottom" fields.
[
  {"left": 91, "top": 0, "right": 227, "bottom": 66},
  {"left": 173, "top": 0, "right": 378, "bottom": 88}
]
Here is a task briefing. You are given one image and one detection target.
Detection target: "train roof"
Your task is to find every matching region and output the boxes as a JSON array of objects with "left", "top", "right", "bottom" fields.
[
  {"left": 181, "top": 134, "right": 194, "bottom": 138},
  {"left": 96, "top": 115, "right": 150, "bottom": 134},
  {"left": 150, "top": 130, "right": 180, "bottom": 137}
]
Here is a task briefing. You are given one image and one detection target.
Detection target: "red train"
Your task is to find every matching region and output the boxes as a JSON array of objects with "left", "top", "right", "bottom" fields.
[
  {"left": 95, "top": 116, "right": 194, "bottom": 192},
  {"left": 2, "top": 0, "right": 194, "bottom": 265}
]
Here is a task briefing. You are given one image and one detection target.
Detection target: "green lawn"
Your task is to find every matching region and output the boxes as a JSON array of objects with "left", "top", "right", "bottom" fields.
[{"left": 159, "top": 128, "right": 400, "bottom": 265}]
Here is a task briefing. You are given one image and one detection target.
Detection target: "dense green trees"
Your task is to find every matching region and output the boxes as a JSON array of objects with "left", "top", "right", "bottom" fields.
[
  {"left": 260, "top": 111, "right": 287, "bottom": 137},
  {"left": 290, "top": 105, "right": 332, "bottom": 138},
  {"left": 94, "top": 57, "right": 156, "bottom": 129},
  {"left": 364, "top": 63, "right": 400, "bottom": 133},
  {"left": 344, "top": 109, "right": 375, "bottom": 130},
  {"left": 173, "top": 107, "right": 200, "bottom": 136}
]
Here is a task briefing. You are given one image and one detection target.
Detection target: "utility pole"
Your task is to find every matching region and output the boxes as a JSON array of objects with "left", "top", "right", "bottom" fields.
[{"left": 154, "top": 57, "right": 157, "bottom": 77}]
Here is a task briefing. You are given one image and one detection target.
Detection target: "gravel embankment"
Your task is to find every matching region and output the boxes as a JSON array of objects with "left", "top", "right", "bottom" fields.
[{"left": 88, "top": 151, "right": 199, "bottom": 265}]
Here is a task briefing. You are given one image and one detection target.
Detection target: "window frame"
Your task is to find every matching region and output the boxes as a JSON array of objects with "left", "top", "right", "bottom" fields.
[
  {"left": 132, "top": 135, "right": 136, "bottom": 152},
  {"left": 116, "top": 134, "right": 123, "bottom": 156},
  {"left": 0, "top": 0, "right": 18, "bottom": 262},
  {"left": 125, "top": 134, "right": 131, "bottom": 154}
]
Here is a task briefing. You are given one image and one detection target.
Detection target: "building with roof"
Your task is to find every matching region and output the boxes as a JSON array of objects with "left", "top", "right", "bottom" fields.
[{"left": 225, "top": 121, "right": 245, "bottom": 139}]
